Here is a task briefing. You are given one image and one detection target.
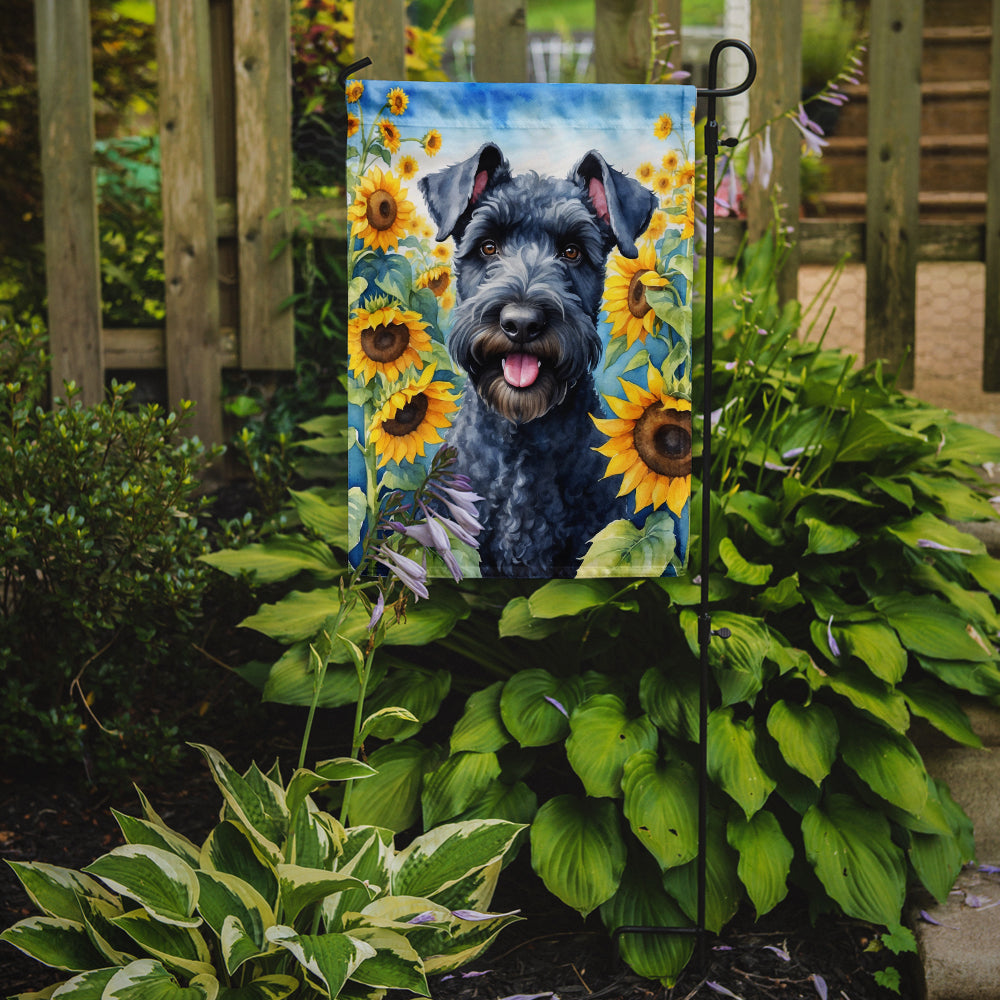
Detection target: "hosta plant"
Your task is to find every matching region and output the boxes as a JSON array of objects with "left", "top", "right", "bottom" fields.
[{"left": 1, "top": 744, "right": 523, "bottom": 999}]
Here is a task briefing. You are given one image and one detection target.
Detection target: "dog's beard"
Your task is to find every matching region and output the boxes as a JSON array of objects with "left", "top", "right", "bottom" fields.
[{"left": 450, "top": 322, "right": 598, "bottom": 424}]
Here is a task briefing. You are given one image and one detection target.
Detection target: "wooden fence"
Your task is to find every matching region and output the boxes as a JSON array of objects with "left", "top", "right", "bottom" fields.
[{"left": 33, "top": 0, "right": 1000, "bottom": 446}]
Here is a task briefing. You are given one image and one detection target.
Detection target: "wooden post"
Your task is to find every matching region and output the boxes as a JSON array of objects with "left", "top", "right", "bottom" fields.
[
  {"left": 983, "top": 0, "right": 1000, "bottom": 390},
  {"left": 864, "top": 0, "right": 922, "bottom": 389},
  {"left": 34, "top": 0, "right": 104, "bottom": 405},
  {"left": 474, "top": 0, "right": 527, "bottom": 82},
  {"left": 157, "top": 0, "right": 223, "bottom": 445},
  {"left": 746, "top": 0, "right": 801, "bottom": 305},
  {"left": 354, "top": 0, "right": 407, "bottom": 80},
  {"left": 594, "top": 0, "right": 655, "bottom": 84},
  {"left": 654, "top": 0, "right": 683, "bottom": 81},
  {"left": 233, "top": 0, "right": 294, "bottom": 369}
]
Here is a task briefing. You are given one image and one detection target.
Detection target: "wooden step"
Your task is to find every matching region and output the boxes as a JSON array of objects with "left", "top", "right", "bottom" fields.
[
  {"left": 921, "top": 0, "right": 992, "bottom": 28},
  {"left": 813, "top": 190, "right": 987, "bottom": 222},
  {"left": 822, "top": 134, "right": 988, "bottom": 193},
  {"left": 833, "top": 80, "right": 991, "bottom": 138},
  {"left": 922, "top": 25, "right": 993, "bottom": 83}
]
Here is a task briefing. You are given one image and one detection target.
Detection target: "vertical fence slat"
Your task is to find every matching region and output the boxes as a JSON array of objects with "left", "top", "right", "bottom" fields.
[
  {"left": 594, "top": 0, "right": 657, "bottom": 84},
  {"left": 864, "top": 0, "right": 923, "bottom": 389},
  {"left": 655, "top": 0, "right": 682, "bottom": 77},
  {"left": 354, "top": 0, "right": 406, "bottom": 79},
  {"left": 157, "top": 0, "right": 223, "bottom": 445},
  {"left": 474, "top": 0, "right": 527, "bottom": 82},
  {"left": 233, "top": 0, "right": 294, "bottom": 369},
  {"left": 983, "top": 0, "right": 1000, "bottom": 390},
  {"left": 746, "top": 0, "right": 801, "bottom": 304},
  {"left": 34, "top": 0, "right": 103, "bottom": 405}
]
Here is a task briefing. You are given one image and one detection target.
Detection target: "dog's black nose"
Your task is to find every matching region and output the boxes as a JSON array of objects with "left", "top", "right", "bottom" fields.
[{"left": 499, "top": 304, "right": 544, "bottom": 343}]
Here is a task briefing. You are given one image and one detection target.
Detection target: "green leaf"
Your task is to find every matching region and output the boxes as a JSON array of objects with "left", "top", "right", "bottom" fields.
[
  {"left": 839, "top": 718, "right": 929, "bottom": 816},
  {"left": 199, "top": 822, "right": 278, "bottom": 910},
  {"left": 103, "top": 959, "right": 218, "bottom": 999},
  {"left": 765, "top": 700, "right": 838, "bottom": 786},
  {"left": 874, "top": 594, "right": 995, "bottom": 662},
  {"left": 680, "top": 610, "right": 770, "bottom": 706},
  {"left": 288, "top": 488, "right": 348, "bottom": 546},
  {"left": 110, "top": 909, "right": 214, "bottom": 978},
  {"left": 803, "top": 517, "right": 859, "bottom": 555},
  {"left": 285, "top": 759, "right": 376, "bottom": 822},
  {"left": 499, "top": 670, "right": 584, "bottom": 747},
  {"left": 200, "top": 536, "right": 340, "bottom": 584},
  {"left": 83, "top": 846, "right": 200, "bottom": 928},
  {"left": 4, "top": 862, "right": 118, "bottom": 923},
  {"left": 755, "top": 573, "right": 805, "bottom": 614},
  {"left": 362, "top": 667, "right": 451, "bottom": 740},
  {"left": 565, "top": 695, "right": 658, "bottom": 798},
  {"left": 639, "top": 665, "right": 699, "bottom": 742},
  {"left": 276, "top": 865, "right": 373, "bottom": 925},
  {"left": 0, "top": 916, "right": 107, "bottom": 972},
  {"left": 450, "top": 682, "right": 511, "bottom": 754},
  {"left": 216, "top": 976, "right": 299, "bottom": 1000},
  {"left": 576, "top": 514, "right": 678, "bottom": 577},
  {"left": 497, "top": 597, "right": 564, "bottom": 639},
  {"left": 526, "top": 579, "right": 619, "bottom": 617},
  {"left": 727, "top": 811, "right": 793, "bottom": 917},
  {"left": 452, "top": 779, "right": 538, "bottom": 827},
  {"left": 265, "top": 926, "right": 374, "bottom": 997},
  {"left": 392, "top": 819, "right": 525, "bottom": 900},
  {"left": 886, "top": 512, "right": 985, "bottom": 557},
  {"left": 835, "top": 621, "right": 908, "bottom": 684},
  {"left": 802, "top": 793, "right": 906, "bottom": 926},
  {"left": 621, "top": 751, "right": 699, "bottom": 870},
  {"left": 195, "top": 871, "right": 273, "bottom": 974},
  {"left": 811, "top": 662, "right": 910, "bottom": 732},
  {"left": 360, "top": 706, "right": 421, "bottom": 742},
  {"left": 421, "top": 751, "right": 502, "bottom": 828},
  {"left": 34, "top": 967, "right": 117, "bottom": 998},
  {"left": 901, "top": 680, "right": 982, "bottom": 748},
  {"left": 599, "top": 853, "right": 694, "bottom": 987},
  {"left": 718, "top": 537, "right": 772, "bottom": 585},
  {"left": 707, "top": 708, "right": 776, "bottom": 819},
  {"left": 345, "top": 926, "right": 429, "bottom": 994},
  {"left": 916, "top": 655, "right": 1000, "bottom": 697},
  {"left": 724, "top": 490, "right": 784, "bottom": 545},
  {"left": 112, "top": 812, "right": 201, "bottom": 868},
  {"left": 346, "top": 740, "right": 441, "bottom": 832},
  {"left": 530, "top": 795, "right": 627, "bottom": 917},
  {"left": 834, "top": 410, "right": 927, "bottom": 463}
]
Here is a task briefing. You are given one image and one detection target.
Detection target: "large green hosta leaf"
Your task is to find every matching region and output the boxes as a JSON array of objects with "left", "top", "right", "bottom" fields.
[
  {"left": 680, "top": 610, "right": 771, "bottom": 706},
  {"left": 199, "top": 535, "right": 340, "bottom": 584},
  {"left": 525, "top": 579, "right": 621, "bottom": 618},
  {"left": 621, "top": 751, "right": 699, "bottom": 871},
  {"left": 832, "top": 621, "right": 907, "bottom": 684},
  {"left": 600, "top": 853, "right": 694, "bottom": 987},
  {"left": 838, "top": 718, "right": 929, "bottom": 817},
  {"left": 346, "top": 740, "right": 442, "bottom": 832},
  {"left": 576, "top": 514, "right": 678, "bottom": 577},
  {"left": 530, "top": 795, "right": 627, "bottom": 917},
  {"left": 727, "top": 810, "right": 793, "bottom": 918},
  {"left": 450, "top": 681, "right": 511, "bottom": 754},
  {"left": 874, "top": 594, "right": 996, "bottom": 663},
  {"left": 707, "top": 708, "right": 775, "bottom": 818},
  {"left": 802, "top": 793, "right": 906, "bottom": 926},
  {"left": 765, "top": 700, "right": 838, "bottom": 786},
  {"left": 499, "top": 670, "right": 585, "bottom": 747},
  {"left": 639, "top": 665, "right": 699, "bottom": 742},
  {"left": 565, "top": 695, "right": 658, "bottom": 798},
  {"left": 362, "top": 667, "right": 451, "bottom": 741},
  {"left": 421, "top": 751, "right": 502, "bottom": 828},
  {"left": 900, "top": 680, "right": 982, "bottom": 748}
]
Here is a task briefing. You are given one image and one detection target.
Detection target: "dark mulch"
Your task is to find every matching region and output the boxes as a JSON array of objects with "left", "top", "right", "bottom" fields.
[{"left": 1, "top": 746, "right": 915, "bottom": 1000}]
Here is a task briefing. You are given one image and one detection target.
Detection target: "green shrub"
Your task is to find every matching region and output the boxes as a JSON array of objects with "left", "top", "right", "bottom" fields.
[
  {"left": 1, "top": 743, "right": 524, "bottom": 998},
  {"left": 0, "top": 316, "right": 220, "bottom": 783}
]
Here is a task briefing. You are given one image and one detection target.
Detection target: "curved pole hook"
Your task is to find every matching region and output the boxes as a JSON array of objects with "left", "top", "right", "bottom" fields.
[
  {"left": 698, "top": 38, "right": 756, "bottom": 99},
  {"left": 338, "top": 57, "right": 374, "bottom": 91}
]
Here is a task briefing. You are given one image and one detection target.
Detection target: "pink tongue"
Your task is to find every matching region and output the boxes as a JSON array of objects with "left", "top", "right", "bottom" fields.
[{"left": 503, "top": 353, "right": 540, "bottom": 388}]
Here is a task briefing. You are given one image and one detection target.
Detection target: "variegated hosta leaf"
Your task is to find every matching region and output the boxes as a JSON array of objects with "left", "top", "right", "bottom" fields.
[
  {"left": 77, "top": 894, "right": 136, "bottom": 966},
  {"left": 599, "top": 854, "right": 694, "bottom": 987},
  {"left": 83, "top": 845, "right": 200, "bottom": 928},
  {"left": 200, "top": 822, "right": 278, "bottom": 910},
  {"left": 802, "top": 793, "right": 906, "bottom": 926},
  {"left": 726, "top": 810, "right": 793, "bottom": 918},
  {"left": 276, "top": 865, "right": 376, "bottom": 925},
  {"left": 765, "top": 700, "right": 838, "bottom": 786},
  {"left": 420, "top": 751, "right": 501, "bottom": 829},
  {"left": 391, "top": 820, "right": 524, "bottom": 901},
  {"left": 285, "top": 760, "right": 375, "bottom": 824},
  {"left": 112, "top": 810, "right": 202, "bottom": 868},
  {"left": 102, "top": 958, "right": 218, "bottom": 999},
  {"left": 288, "top": 801, "right": 343, "bottom": 870},
  {"left": 4, "top": 861, "right": 118, "bottom": 922},
  {"left": 423, "top": 859, "right": 501, "bottom": 916},
  {"left": 529, "top": 795, "right": 626, "bottom": 917},
  {"left": 420, "top": 906, "right": 523, "bottom": 975},
  {"left": 191, "top": 745, "right": 287, "bottom": 863},
  {"left": 214, "top": 974, "right": 299, "bottom": 1000},
  {"left": 345, "top": 926, "right": 429, "bottom": 995},
  {"left": 44, "top": 966, "right": 118, "bottom": 997},
  {"left": 322, "top": 829, "right": 393, "bottom": 931},
  {"left": 450, "top": 681, "right": 511, "bottom": 754},
  {"left": 706, "top": 707, "right": 776, "bottom": 819},
  {"left": 621, "top": 751, "right": 699, "bottom": 871},
  {"left": 195, "top": 871, "right": 274, "bottom": 974},
  {"left": 0, "top": 916, "right": 107, "bottom": 972},
  {"left": 110, "top": 908, "right": 214, "bottom": 979},
  {"left": 265, "top": 925, "right": 376, "bottom": 998},
  {"left": 499, "top": 670, "right": 585, "bottom": 747},
  {"left": 566, "top": 695, "right": 658, "bottom": 799}
]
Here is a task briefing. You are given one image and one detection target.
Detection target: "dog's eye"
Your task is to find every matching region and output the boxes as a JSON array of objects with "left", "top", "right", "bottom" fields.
[
  {"left": 560, "top": 244, "right": 582, "bottom": 262},
  {"left": 480, "top": 240, "right": 499, "bottom": 257}
]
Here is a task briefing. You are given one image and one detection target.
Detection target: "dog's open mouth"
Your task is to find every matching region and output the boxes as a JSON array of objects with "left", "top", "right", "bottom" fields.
[{"left": 501, "top": 353, "right": 541, "bottom": 389}]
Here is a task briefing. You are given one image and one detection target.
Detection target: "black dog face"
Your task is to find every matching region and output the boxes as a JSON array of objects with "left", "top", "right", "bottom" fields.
[{"left": 419, "top": 144, "right": 657, "bottom": 424}]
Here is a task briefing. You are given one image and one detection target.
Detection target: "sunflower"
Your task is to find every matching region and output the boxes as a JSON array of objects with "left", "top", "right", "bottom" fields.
[
  {"left": 644, "top": 210, "right": 668, "bottom": 241},
  {"left": 668, "top": 191, "right": 695, "bottom": 240},
  {"left": 349, "top": 302, "right": 431, "bottom": 384},
  {"left": 369, "top": 366, "right": 460, "bottom": 468},
  {"left": 654, "top": 113, "right": 674, "bottom": 140},
  {"left": 636, "top": 162, "right": 655, "bottom": 183},
  {"left": 592, "top": 367, "right": 692, "bottom": 516},
  {"left": 348, "top": 167, "right": 416, "bottom": 252},
  {"left": 415, "top": 265, "right": 451, "bottom": 297},
  {"left": 347, "top": 112, "right": 360, "bottom": 138},
  {"left": 345, "top": 80, "right": 364, "bottom": 103},
  {"left": 661, "top": 150, "right": 680, "bottom": 174},
  {"left": 378, "top": 119, "right": 401, "bottom": 153},
  {"left": 652, "top": 171, "right": 674, "bottom": 199},
  {"left": 423, "top": 129, "right": 442, "bottom": 156},
  {"left": 431, "top": 242, "right": 453, "bottom": 264},
  {"left": 399, "top": 155, "right": 419, "bottom": 179},
  {"left": 603, "top": 242, "right": 670, "bottom": 349},
  {"left": 387, "top": 86, "right": 408, "bottom": 115}
]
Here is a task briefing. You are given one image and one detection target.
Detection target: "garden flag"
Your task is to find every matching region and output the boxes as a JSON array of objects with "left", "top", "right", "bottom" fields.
[{"left": 347, "top": 80, "right": 697, "bottom": 579}]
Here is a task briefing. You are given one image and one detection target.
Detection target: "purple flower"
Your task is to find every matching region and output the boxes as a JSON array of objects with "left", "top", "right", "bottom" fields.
[
  {"left": 407, "top": 911, "right": 438, "bottom": 925},
  {"left": 544, "top": 695, "right": 569, "bottom": 718},
  {"left": 375, "top": 545, "right": 429, "bottom": 600},
  {"left": 812, "top": 974, "right": 828, "bottom": 1000},
  {"left": 763, "top": 944, "right": 790, "bottom": 961},
  {"left": 451, "top": 908, "right": 520, "bottom": 921},
  {"left": 827, "top": 616, "right": 841, "bottom": 658},
  {"left": 791, "top": 104, "right": 828, "bottom": 157},
  {"left": 917, "top": 538, "right": 972, "bottom": 554},
  {"left": 367, "top": 591, "right": 385, "bottom": 631},
  {"left": 706, "top": 983, "right": 742, "bottom": 999},
  {"left": 746, "top": 125, "right": 773, "bottom": 190}
]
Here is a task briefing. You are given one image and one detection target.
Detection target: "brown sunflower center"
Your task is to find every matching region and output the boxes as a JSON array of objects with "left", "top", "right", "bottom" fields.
[
  {"left": 633, "top": 405, "right": 692, "bottom": 478},
  {"left": 383, "top": 393, "right": 429, "bottom": 437},
  {"left": 361, "top": 322, "right": 409, "bottom": 363},
  {"left": 366, "top": 190, "right": 398, "bottom": 231},
  {"left": 627, "top": 270, "right": 653, "bottom": 319},
  {"left": 427, "top": 271, "right": 450, "bottom": 296}
]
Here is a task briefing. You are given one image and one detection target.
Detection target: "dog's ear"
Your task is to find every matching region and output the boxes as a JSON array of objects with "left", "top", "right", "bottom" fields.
[
  {"left": 571, "top": 151, "right": 658, "bottom": 259},
  {"left": 418, "top": 143, "right": 510, "bottom": 243}
]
